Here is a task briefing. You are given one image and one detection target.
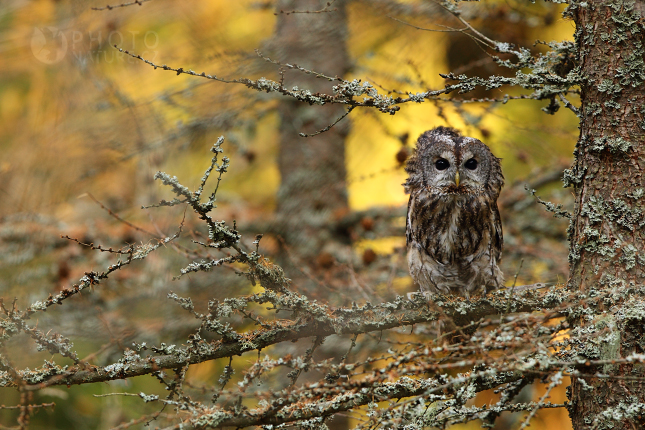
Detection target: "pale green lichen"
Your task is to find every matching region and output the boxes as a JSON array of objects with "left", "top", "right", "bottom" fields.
[
  {"left": 619, "top": 244, "right": 639, "bottom": 270},
  {"left": 581, "top": 196, "right": 643, "bottom": 230},
  {"left": 626, "top": 188, "right": 644, "bottom": 199},
  {"left": 580, "top": 227, "right": 614, "bottom": 258},
  {"left": 562, "top": 166, "right": 585, "bottom": 188},
  {"left": 593, "top": 402, "right": 645, "bottom": 430},
  {"left": 597, "top": 79, "right": 622, "bottom": 94}
]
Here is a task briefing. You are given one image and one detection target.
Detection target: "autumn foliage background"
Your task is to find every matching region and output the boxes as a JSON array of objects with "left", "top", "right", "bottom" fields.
[{"left": 1, "top": 1, "right": 579, "bottom": 428}]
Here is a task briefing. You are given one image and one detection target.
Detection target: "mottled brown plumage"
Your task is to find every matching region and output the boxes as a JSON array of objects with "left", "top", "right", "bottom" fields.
[{"left": 404, "top": 127, "right": 504, "bottom": 297}]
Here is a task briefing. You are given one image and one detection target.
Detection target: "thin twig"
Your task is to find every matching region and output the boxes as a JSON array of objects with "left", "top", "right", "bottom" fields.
[
  {"left": 299, "top": 106, "right": 355, "bottom": 137},
  {"left": 92, "top": 0, "right": 152, "bottom": 11}
]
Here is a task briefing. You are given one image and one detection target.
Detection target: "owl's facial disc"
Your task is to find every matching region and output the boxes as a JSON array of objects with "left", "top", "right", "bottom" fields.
[
  {"left": 458, "top": 150, "right": 484, "bottom": 188},
  {"left": 427, "top": 151, "right": 460, "bottom": 190}
]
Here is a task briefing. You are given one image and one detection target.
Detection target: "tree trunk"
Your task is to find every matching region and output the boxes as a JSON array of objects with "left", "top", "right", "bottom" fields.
[
  {"left": 272, "top": 0, "right": 351, "bottom": 261},
  {"left": 568, "top": 0, "right": 645, "bottom": 427},
  {"left": 269, "top": 7, "right": 352, "bottom": 428}
]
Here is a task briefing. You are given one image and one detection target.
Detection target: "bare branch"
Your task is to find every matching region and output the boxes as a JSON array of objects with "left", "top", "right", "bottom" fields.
[{"left": 92, "top": 0, "right": 152, "bottom": 11}]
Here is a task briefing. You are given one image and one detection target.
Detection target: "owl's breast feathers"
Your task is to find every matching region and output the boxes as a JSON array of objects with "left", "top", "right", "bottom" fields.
[
  {"left": 407, "top": 187, "right": 501, "bottom": 261},
  {"left": 406, "top": 187, "right": 503, "bottom": 296}
]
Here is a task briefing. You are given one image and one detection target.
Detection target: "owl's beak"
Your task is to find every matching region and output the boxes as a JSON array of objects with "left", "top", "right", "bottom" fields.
[{"left": 454, "top": 171, "right": 460, "bottom": 186}]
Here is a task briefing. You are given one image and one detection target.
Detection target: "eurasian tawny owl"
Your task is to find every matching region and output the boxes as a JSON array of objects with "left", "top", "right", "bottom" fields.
[{"left": 404, "top": 127, "right": 504, "bottom": 298}]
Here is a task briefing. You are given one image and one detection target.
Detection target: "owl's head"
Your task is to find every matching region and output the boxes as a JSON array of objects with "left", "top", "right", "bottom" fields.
[{"left": 404, "top": 127, "right": 504, "bottom": 196}]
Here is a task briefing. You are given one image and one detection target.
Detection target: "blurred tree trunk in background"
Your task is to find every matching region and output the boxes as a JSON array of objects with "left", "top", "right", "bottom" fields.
[
  {"left": 272, "top": 0, "right": 351, "bottom": 262},
  {"left": 568, "top": 0, "right": 645, "bottom": 428},
  {"left": 268, "top": 6, "right": 352, "bottom": 429}
]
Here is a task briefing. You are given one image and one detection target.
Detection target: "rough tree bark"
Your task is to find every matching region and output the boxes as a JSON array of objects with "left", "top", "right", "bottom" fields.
[
  {"left": 567, "top": 0, "right": 645, "bottom": 427},
  {"left": 272, "top": 0, "right": 351, "bottom": 260}
]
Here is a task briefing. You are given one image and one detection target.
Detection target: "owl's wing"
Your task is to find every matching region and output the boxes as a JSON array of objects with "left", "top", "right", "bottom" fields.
[
  {"left": 405, "top": 195, "right": 413, "bottom": 246},
  {"left": 491, "top": 202, "right": 503, "bottom": 260}
]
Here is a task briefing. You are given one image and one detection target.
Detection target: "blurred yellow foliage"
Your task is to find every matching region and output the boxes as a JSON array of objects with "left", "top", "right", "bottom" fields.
[{"left": 0, "top": 1, "right": 577, "bottom": 429}]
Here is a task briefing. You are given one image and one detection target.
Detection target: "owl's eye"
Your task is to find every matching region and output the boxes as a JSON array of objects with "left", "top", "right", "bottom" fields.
[
  {"left": 435, "top": 158, "right": 450, "bottom": 170},
  {"left": 464, "top": 158, "right": 478, "bottom": 170}
]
